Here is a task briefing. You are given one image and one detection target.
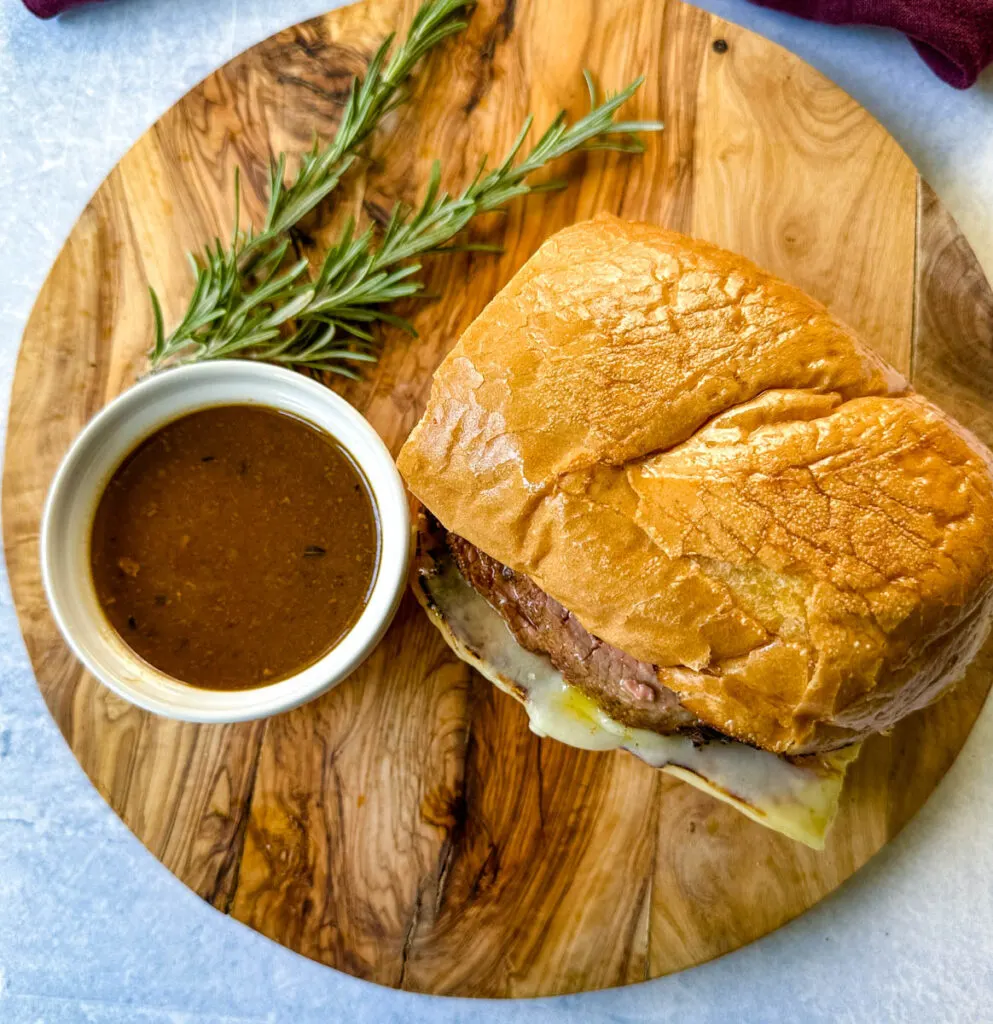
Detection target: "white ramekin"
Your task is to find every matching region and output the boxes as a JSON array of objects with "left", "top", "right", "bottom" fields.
[{"left": 40, "top": 361, "right": 410, "bottom": 723}]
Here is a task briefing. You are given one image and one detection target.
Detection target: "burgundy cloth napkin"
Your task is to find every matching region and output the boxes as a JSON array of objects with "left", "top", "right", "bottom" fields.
[
  {"left": 750, "top": 0, "right": 993, "bottom": 87},
  {"left": 23, "top": 0, "right": 102, "bottom": 17},
  {"left": 23, "top": 0, "right": 993, "bottom": 88}
]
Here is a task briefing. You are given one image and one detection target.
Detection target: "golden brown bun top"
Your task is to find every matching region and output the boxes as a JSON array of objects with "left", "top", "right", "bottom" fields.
[{"left": 397, "top": 216, "right": 993, "bottom": 754}]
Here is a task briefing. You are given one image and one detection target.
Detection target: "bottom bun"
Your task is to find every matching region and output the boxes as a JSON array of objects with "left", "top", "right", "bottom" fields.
[{"left": 412, "top": 516, "right": 860, "bottom": 849}]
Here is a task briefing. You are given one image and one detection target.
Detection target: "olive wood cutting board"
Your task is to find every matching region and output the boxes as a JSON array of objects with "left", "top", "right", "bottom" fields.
[{"left": 5, "top": 0, "right": 993, "bottom": 998}]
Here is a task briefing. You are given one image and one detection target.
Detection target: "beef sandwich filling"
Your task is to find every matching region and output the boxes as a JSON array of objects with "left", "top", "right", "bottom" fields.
[
  {"left": 447, "top": 534, "right": 705, "bottom": 733},
  {"left": 431, "top": 513, "right": 710, "bottom": 741},
  {"left": 415, "top": 510, "right": 864, "bottom": 849}
]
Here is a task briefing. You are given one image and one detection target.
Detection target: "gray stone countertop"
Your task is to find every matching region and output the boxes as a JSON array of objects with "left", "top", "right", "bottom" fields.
[{"left": 1, "top": 1, "right": 992, "bottom": 1021}]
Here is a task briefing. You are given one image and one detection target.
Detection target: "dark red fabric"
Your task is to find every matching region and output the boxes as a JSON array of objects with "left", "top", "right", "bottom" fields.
[
  {"left": 22, "top": 0, "right": 993, "bottom": 89},
  {"left": 22, "top": 0, "right": 102, "bottom": 18},
  {"left": 750, "top": 0, "right": 993, "bottom": 87}
]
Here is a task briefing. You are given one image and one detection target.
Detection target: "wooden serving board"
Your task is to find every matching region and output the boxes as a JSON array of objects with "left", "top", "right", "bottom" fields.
[{"left": 5, "top": 0, "right": 993, "bottom": 998}]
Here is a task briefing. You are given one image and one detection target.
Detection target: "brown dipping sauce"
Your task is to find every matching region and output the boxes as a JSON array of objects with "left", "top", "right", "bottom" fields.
[{"left": 90, "top": 405, "right": 379, "bottom": 690}]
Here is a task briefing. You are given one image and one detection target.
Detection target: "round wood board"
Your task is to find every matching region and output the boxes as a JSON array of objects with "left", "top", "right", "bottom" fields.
[{"left": 6, "top": 0, "right": 993, "bottom": 998}]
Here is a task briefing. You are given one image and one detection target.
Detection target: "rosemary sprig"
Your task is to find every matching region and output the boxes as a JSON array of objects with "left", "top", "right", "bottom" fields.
[
  {"left": 263, "top": 0, "right": 474, "bottom": 238},
  {"left": 153, "top": 74, "right": 662, "bottom": 374},
  {"left": 150, "top": 0, "right": 473, "bottom": 367},
  {"left": 257, "top": 74, "right": 663, "bottom": 377},
  {"left": 150, "top": 14, "right": 663, "bottom": 375}
]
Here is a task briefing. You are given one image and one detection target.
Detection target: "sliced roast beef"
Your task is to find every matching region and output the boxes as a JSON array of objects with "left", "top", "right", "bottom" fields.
[{"left": 445, "top": 530, "right": 702, "bottom": 736}]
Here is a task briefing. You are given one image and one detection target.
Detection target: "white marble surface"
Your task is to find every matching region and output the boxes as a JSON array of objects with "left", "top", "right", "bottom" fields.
[{"left": 2, "top": 1, "right": 993, "bottom": 1021}]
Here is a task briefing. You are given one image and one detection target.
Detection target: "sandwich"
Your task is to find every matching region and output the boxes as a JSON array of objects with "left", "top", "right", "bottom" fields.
[{"left": 396, "top": 215, "right": 993, "bottom": 848}]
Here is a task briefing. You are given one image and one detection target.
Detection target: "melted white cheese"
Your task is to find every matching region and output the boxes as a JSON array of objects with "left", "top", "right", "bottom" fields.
[{"left": 419, "top": 549, "right": 860, "bottom": 849}]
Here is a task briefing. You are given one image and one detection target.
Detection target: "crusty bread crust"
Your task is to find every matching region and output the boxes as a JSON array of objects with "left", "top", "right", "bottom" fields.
[{"left": 397, "top": 216, "right": 993, "bottom": 754}]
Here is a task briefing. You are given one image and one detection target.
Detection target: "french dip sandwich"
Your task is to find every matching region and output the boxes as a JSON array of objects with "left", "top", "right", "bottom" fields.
[{"left": 397, "top": 216, "right": 993, "bottom": 848}]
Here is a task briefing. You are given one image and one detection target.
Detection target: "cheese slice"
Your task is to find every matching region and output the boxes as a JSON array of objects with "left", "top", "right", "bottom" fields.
[{"left": 415, "top": 548, "right": 860, "bottom": 849}]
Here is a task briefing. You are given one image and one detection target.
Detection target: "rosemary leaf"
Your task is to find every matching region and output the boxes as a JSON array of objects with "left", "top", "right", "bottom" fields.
[{"left": 245, "top": 76, "right": 662, "bottom": 371}]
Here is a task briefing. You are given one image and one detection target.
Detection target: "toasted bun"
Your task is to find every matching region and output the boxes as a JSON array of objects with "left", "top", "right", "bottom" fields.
[{"left": 397, "top": 216, "right": 993, "bottom": 754}]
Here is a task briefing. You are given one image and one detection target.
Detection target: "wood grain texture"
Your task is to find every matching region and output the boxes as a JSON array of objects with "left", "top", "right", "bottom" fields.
[{"left": 4, "top": 0, "right": 993, "bottom": 997}]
